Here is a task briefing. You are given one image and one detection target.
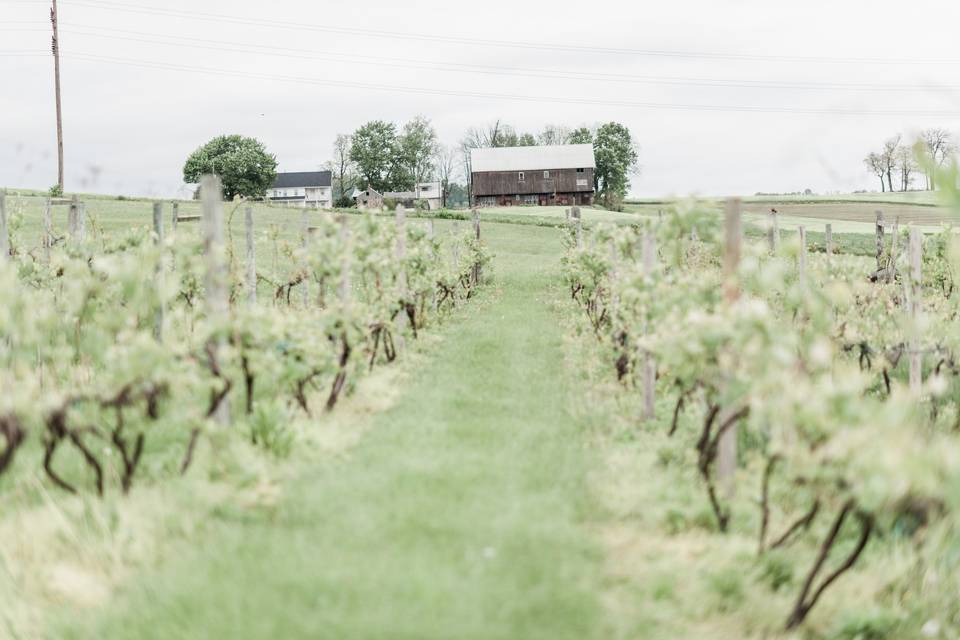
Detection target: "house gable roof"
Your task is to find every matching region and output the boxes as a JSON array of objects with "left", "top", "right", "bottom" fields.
[
  {"left": 272, "top": 171, "right": 332, "bottom": 188},
  {"left": 470, "top": 144, "right": 595, "bottom": 173}
]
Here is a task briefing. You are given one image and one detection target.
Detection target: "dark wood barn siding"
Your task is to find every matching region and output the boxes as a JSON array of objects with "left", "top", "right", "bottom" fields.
[{"left": 472, "top": 168, "right": 594, "bottom": 197}]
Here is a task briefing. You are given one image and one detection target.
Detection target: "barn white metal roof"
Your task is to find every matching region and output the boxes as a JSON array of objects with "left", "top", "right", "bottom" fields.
[{"left": 470, "top": 144, "right": 595, "bottom": 173}]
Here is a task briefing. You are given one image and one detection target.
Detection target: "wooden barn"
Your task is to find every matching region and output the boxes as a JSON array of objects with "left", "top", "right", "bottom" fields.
[{"left": 470, "top": 144, "right": 595, "bottom": 207}]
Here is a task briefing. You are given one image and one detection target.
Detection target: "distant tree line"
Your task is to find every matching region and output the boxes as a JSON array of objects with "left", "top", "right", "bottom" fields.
[{"left": 863, "top": 128, "right": 956, "bottom": 193}]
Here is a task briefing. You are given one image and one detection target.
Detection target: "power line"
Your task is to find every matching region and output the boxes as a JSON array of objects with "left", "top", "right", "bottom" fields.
[
  {"left": 63, "top": 0, "right": 960, "bottom": 66},
  {"left": 58, "top": 51, "right": 960, "bottom": 117},
  {"left": 54, "top": 24, "right": 960, "bottom": 94}
]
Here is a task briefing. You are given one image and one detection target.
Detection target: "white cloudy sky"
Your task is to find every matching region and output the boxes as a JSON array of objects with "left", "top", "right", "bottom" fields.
[{"left": 2, "top": 0, "right": 959, "bottom": 198}]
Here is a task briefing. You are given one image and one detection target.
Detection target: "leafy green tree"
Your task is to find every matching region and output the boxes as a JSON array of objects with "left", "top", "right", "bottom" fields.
[
  {"left": 517, "top": 132, "right": 537, "bottom": 146},
  {"left": 568, "top": 127, "right": 594, "bottom": 145},
  {"left": 182, "top": 135, "right": 277, "bottom": 200},
  {"left": 399, "top": 116, "right": 439, "bottom": 189},
  {"left": 350, "top": 120, "right": 401, "bottom": 192},
  {"left": 593, "top": 122, "right": 638, "bottom": 210}
]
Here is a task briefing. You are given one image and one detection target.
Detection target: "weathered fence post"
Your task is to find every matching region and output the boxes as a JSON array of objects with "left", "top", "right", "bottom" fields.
[
  {"left": 68, "top": 194, "right": 79, "bottom": 242},
  {"left": 888, "top": 217, "right": 900, "bottom": 284},
  {"left": 825, "top": 223, "right": 833, "bottom": 268},
  {"left": 452, "top": 221, "right": 461, "bottom": 272},
  {"left": 300, "top": 209, "right": 310, "bottom": 307},
  {"left": 77, "top": 200, "right": 86, "bottom": 243},
  {"left": 718, "top": 198, "right": 742, "bottom": 498},
  {"left": 572, "top": 206, "right": 583, "bottom": 249},
  {"left": 0, "top": 190, "right": 8, "bottom": 262},
  {"left": 395, "top": 204, "right": 408, "bottom": 353},
  {"left": 171, "top": 202, "right": 179, "bottom": 232},
  {"left": 798, "top": 226, "right": 807, "bottom": 290},
  {"left": 875, "top": 210, "right": 885, "bottom": 273},
  {"left": 245, "top": 206, "right": 256, "bottom": 305},
  {"left": 201, "top": 175, "right": 231, "bottom": 426},
  {"left": 153, "top": 202, "right": 165, "bottom": 342},
  {"left": 642, "top": 230, "right": 657, "bottom": 421},
  {"left": 908, "top": 227, "right": 923, "bottom": 394},
  {"left": 472, "top": 209, "right": 482, "bottom": 285},
  {"left": 565, "top": 208, "right": 571, "bottom": 224},
  {"left": 338, "top": 215, "right": 351, "bottom": 305},
  {"left": 768, "top": 210, "right": 779, "bottom": 252},
  {"left": 43, "top": 197, "right": 53, "bottom": 265}
]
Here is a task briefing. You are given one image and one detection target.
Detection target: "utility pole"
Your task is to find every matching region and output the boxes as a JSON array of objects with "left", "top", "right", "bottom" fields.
[{"left": 51, "top": 0, "right": 64, "bottom": 192}]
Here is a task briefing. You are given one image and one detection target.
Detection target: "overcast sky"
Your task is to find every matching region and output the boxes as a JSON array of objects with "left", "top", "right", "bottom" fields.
[{"left": 2, "top": 0, "right": 960, "bottom": 199}]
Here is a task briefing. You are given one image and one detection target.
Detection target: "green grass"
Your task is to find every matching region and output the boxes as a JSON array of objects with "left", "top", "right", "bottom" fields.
[{"left": 48, "top": 222, "right": 608, "bottom": 640}]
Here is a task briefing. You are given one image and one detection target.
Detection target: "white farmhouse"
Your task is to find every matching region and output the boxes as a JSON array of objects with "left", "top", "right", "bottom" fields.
[{"left": 266, "top": 171, "right": 333, "bottom": 209}]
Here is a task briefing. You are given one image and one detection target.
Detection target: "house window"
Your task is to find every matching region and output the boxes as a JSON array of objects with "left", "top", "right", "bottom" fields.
[
  {"left": 544, "top": 171, "right": 550, "bottom": 179},
  {"left": 518, "top": 172, "right": 525, "bottom": 182},
  {"left": 577, "top": 168, "right": 585, "bottom": 173}
]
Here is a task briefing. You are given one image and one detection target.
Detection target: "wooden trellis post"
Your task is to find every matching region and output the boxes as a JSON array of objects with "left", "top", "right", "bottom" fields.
[
  {"left": 888, "top": 217, "right": 900, "bottom": 284},
  {"left": 43, "top": 198, "right": 53, "bottom": 265},
  {"left": 171, "top": 202, "right": 179, "bottom": 233},
  {"left": 77, "top": 200, "right": 86, "bottom": 243},
  {"left": 300, "top": 209, "right": 310, "bottom": 307},
  {"left": 395, "top": 204, "right": 408, "bottom": 353},
  {"left": 875, "top": 210, "right": 885, "bottom": 273},
  {"left": 452, "top": 221, "right": 461, "bottom": 272},
  {"left": 0, "top": 190, "right": 8, "bottom": 262},
  {"left": 798, "top": 226, "right": 807, "bottom": 290},
  {"left": 768, "top": 210, "right": 779, "bottom": 252},
  {"left": 153, "top": 203, "right": 165, "bottom": 342},
  {"left": 338, "top": 216, "right": 351, "bottom": 305},
  {"left": 68, "top": 194, "right": 79, "bottom": 242},
  {"left": 245, "top": 206, "right": 256, "bottom": 305},
  {"left": 825, "top": 224, "right": 833, "bottom": 268},
  {"left": 908, "top": 228, "right": 923, "bottom": 394},
  {"left": 642, "top": 230, "right": 657, "bottom": 421},
  {"left": 201, "top": 175, "right": 230, "bottom": 426},
  {"left": 718, "top": 198, "right": 742, "bottom": 497},
  {"left": 572, "top": 206, "right": 583, "bottom": 249},
  {"left": 472, "top": 209, "right": 482, "bottom": 285}
]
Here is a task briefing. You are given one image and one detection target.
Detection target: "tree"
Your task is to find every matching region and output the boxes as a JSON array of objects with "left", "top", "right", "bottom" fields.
[
  {"left": 864, "top": 152, "right": 886, "bottom": 192},
  {"left": 593, "top": 122, "right": 639, "bottom": 210},
  {"left": 537, "top": 125, "right": 572, "bottom": 146},
  {"left": 182, "top": 135, "right": 277, "bottom": 200},
  {"left": 434, "top": 144, "right": 460, "bottom": 208},
  {"left": 568, "top": 127, "right": 594, "bottom": 145},
  {"left": 896, "top": 144, "right": 917, "bottom": 192},
  {"left": 349, "top": 121, "right": 400, "bottom": 193},
  {"left": 881, "top": 135, "right": 901, "bottom": 194},
  {"left": 399, "top": 116, "right": 439, "bottom": 191},
  {"left": 331, "top": 133, "right": 356, "bottom": 207},
  {"left": 517, "top": 132, "right": 537, "bottom": 146},
  {"left": 919, "top": 128, "right": 956, "bottom": 190}
]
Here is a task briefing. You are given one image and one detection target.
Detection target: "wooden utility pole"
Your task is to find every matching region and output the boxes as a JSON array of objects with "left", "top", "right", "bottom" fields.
[{"left": 51, "top": 0, "right": 65, "bottom": 192}]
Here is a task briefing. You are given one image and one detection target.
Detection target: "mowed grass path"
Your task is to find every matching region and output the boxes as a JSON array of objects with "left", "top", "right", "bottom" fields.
[{"left": 59, "top": 224, "right": 606, "bottom": 639}]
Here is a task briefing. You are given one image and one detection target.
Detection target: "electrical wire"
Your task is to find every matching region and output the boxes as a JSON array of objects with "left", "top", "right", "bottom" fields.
[
  {"left": 53, "top": 24, "right": 960, "bottom": 94},
  {"left": 62, "top": 0, "right": 960, "bottom": 66},
  {"left": 58, "top": 51, "right": 960, "bottom": 117}
]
